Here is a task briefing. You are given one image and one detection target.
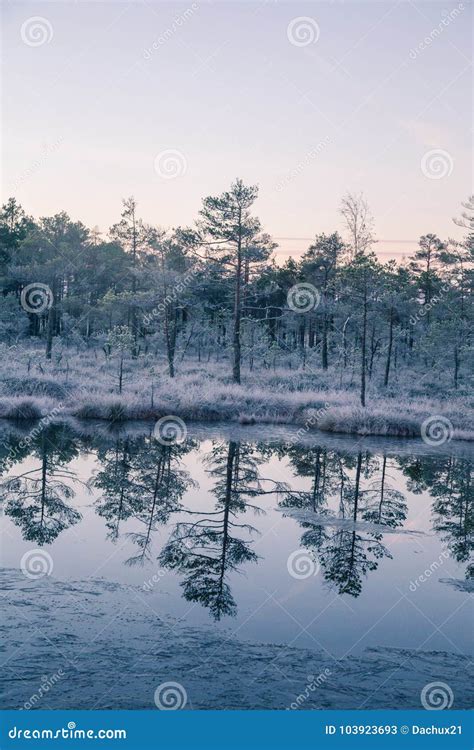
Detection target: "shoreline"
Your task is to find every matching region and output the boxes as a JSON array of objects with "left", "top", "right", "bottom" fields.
[
  {"left": 4, "top": 417, "right": 474, "bottom": 461},
  {"left": 0, "top": 389, "right": 472, "bottom": 444},
  {"left": 1, "top": 349, "right": 472, "bottom": 443}
]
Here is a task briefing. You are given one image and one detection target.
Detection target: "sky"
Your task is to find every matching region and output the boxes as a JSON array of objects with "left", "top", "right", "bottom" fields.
[{"left": 1, "top": 0, "right": 472, "bottom": 263}]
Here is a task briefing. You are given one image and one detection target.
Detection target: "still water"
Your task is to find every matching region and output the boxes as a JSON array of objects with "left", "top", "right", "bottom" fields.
[{"left": 1, "top": 421, "right": 472, "bottom": 709}]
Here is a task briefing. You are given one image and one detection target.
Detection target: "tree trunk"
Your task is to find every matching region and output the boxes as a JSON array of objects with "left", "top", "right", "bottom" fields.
[
  {"left": 299, "top": 321, "right": 305, "bottom": 350},
  {"left": 232, "top": 229, "right": 242, "bottom": 384},
  {"left": 353, "top": 452, "right": 362, "bottom": 521},
  {"left": 45, "top": 309, "right": 53, "bottom": 360},
  {"left": 217, "top": 441, "right": 236, "bottom": 612},
  {"left": 384, "top": 311, "right": 394, "bottom": 387},
  {"left": 322, "top": 315, "right": 328, "bottom": 370},
  {"left": 118, "top": 355, "right": 123, "bottom": 393},
  {"left": 377, "top": 455, "right": 387, "bottom": 522},
  {"left": 312, "top": 448, "right": 321, "bottom": 511},
  {"left": 454, "top": 345, "right": 459, "bottom": 389},
  {"left": 45, "top": 277, "right": 58, "bottom": 360},
  {"left": 164, "top": 308, "right": 176, "bottom": 378},
  {"left": 360, "top": 289, "right": 367, "bottom": 407},
  {"left": 131, "top": 212, "right": 138, "bottom": 357},
  {"left": 308, "top": 321, "right": 315, "bottom": 348}
]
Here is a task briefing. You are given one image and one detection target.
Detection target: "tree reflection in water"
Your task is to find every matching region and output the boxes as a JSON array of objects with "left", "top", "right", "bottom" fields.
[
  {"left": 159, "top": 441, "right": 285, "bottom": 620},
  {"left": 92, "top": 435, "right": 195, "bottom": 563},
  {"left": 0, "top": 425, "right": 471, "bottom": 612},
  {"left": 0, "top": 424, "right": 83, "bottom": 544},
  {"left": 399, "top": 454, "right": 473, "bottom": 582},
  {"left": 278, "top": 447, "right": 408, "bottom": 597}
]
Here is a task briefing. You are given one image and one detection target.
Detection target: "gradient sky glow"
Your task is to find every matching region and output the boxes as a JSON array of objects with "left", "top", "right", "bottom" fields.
[{"left": 2, "top": 0, "right": 472, "bottom": 262}]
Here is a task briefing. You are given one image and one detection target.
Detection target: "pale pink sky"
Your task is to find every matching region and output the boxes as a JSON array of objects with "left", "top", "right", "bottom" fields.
[{"left": 2, "top": 1, "right": 472, "bottom": 262}]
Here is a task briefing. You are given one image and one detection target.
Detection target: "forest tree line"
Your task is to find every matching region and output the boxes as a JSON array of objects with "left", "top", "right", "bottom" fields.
[{"left": 0, "top": 181, "right": 472, "bottom": 402}]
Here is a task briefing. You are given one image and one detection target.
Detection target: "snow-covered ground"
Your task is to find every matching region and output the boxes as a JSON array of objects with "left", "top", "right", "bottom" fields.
[{"left": 1, "top": 570, "right": 472, "bottom": 711}]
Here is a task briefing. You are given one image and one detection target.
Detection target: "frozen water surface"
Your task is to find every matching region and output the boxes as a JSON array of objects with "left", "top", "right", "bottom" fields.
[{"left": 1, "top": 422, "right": 472, "bottom": 709}]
